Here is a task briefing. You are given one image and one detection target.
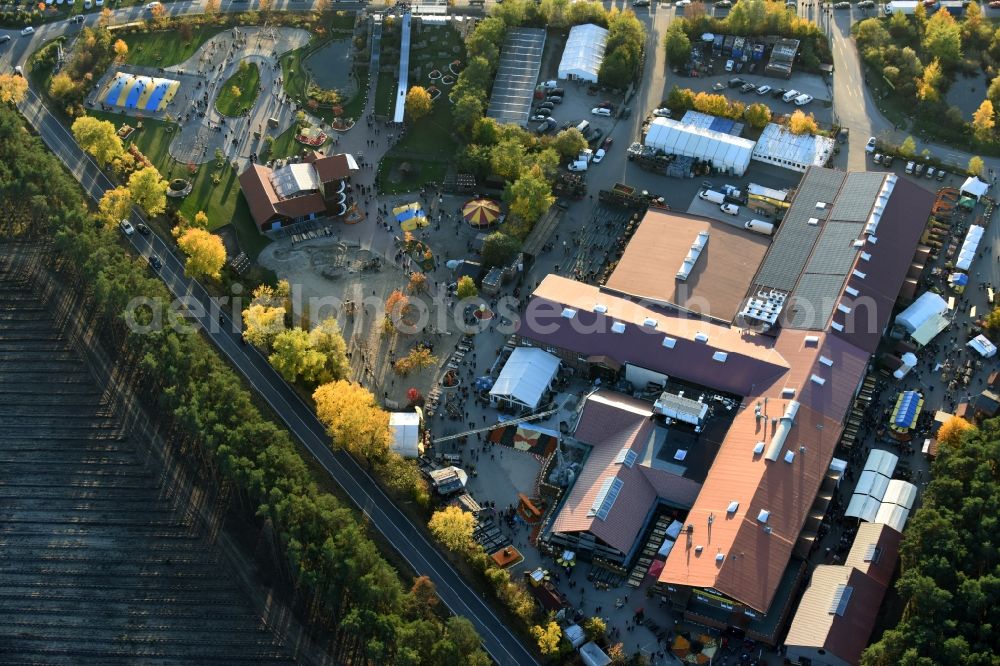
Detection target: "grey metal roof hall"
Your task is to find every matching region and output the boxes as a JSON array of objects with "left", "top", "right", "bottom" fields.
[
  {"left": 487, "top": 28, "right": 546, "bottom": 127},
  {"left": 750, "top": 167, "right": 891, "bottom": 330}
]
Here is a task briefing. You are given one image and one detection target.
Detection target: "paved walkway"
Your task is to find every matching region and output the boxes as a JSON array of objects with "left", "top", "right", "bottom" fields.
[{"left": 164, "top": 26, "right": 312, "bottom": 167}]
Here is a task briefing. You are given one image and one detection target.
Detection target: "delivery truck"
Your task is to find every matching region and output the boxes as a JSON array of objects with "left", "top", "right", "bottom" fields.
[
  {"left": 744, "top": 219, "right": 775, "bottom": 235},
  {"left": 699, "top": 189, "right": 726, "bottom": 204}
]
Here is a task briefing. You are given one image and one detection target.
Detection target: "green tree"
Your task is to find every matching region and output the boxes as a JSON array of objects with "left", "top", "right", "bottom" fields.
[
  {"left": 307, "top": 317, "right": 350, "bottom": 383},
  {"left": 405, "top": 85, "right": 433, "bottom": 121},
  {"left": 505, "top": 165, "right": 554, "bottom": 225},
  {"left": 968, "top": 155, "right": 985, "bottom": 176},
  {"left": 456, "top": 275, "right": 478, "bottom": 300},
  {"left": 71, "top": 116, "right": 123, "bottom": 166},
  {"left": 177, "top": 227, "right": 226, "bottom": 280},
  {"left": 552, "top": 128, "right": 588, "bottom": 159},
  {"left": 899, "top": 135, "right": 917, "bottom": 159},
  {"left": 428, "top": 506, "right": 475, "bottom": 552},
  {"left": 971, "top": 99, "right": 995, "bottom": 142},
  {"left": 530, "top": 621, "right": 563, "bottom": 656},
  {"left": 788, "top": 109, "right": 819, "bottom": 135},
  {"left": 97, "top": 186, "right": 133, "bottom": 226},
  {"left": 666, "top": 85, "right": 695, "bottom": 112},
  {"left": 453, "top": 93, "right": 485, "bottom": 134},
  {"left": 922, "top": 9, "right": 962, "bottom": 67},
  {"left": 917, "top": 58, "right": 944, "bottom": 104},
  {"left": 744, "top": 103, "right": 771, "bottom": 129},
  {"left": 664, "top": 23, "right": 691, "bottom": 66},
  {"left": 481, "top": 231, "right": 520, "bottom": 268},
  {"left": 0, "top": 73, "right": 28, "bottom": 105},
  {"left": 988, "top": 73, "right": 1000, "bottom": 109},
  {"left": 489, "top": 138, "right": 527, "bottom": 181},
  {"left": 269, "top": 327, "right": 327, "bottom": 383},
  {"left": 127, "top": 166, "right": 168, "bottom": 216},
  {"left": 313, "top": 380, "right": 392, "bottom": 462}
]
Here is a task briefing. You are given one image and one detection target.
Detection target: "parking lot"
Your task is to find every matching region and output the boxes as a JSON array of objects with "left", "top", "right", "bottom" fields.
[{"left": 528, "top": 77, "right": 625, "bottom": 165}]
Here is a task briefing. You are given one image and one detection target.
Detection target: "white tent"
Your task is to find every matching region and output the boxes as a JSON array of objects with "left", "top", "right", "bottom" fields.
[
  {"left": 751, "top": 123, "right": 836, "bottom": 173},
  {"left": 643, "top": 117, "right": 755, "bottom": 176},
  {"left": 955, "top": 225, "right": 984, "bottom": 271},
  {"left": 895, "top": 291, "right": 949, "bottom": 334},
  {"left": 960, "top": 176, "right": 989, "bottom": 200},
  {"left": 580, "top": 642, "right": 612, "bottom": 666},
  {"left": 489, "top": 347, "right": 560, "bottom": 410},
  {"left": 967, "top": 334, "right": 998, "bottom": 358},
  {"left": 558, "top": 23, "right": 608, "bottom": 83},
  {"left": 389, "top": 411, "right": 422, "bottom": 458}
]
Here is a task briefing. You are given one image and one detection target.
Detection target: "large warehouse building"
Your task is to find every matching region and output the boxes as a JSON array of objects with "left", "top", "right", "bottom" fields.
[
  {"left": 643, "top": 117, "right": 755, "bottom": 176},
  {"left": 525, "top": 167, "right": 935, "bottom": 644},
  {"left": 557, "top": 23, "right": 608, "bottom": 83}
]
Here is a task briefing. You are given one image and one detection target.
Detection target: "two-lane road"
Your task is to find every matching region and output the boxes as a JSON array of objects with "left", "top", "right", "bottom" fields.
[{"left": 15, "top": 82, "right": 539, "bottom": 666}]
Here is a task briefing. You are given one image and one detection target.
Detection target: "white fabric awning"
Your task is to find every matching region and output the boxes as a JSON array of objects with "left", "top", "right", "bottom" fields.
[
  {"left": 967, "top": 334, "right": 997, "bottom": 358},
  {"left": 489, "top": 347, "right": 560, "bottom": 410},
  {"left": 961, "top": 176, "right": 989, "bottom": 200},
  {"left": 557, "top": 23, "right": 608, "bottom": 83},
  {"left": 389, "top": 412, "right": 421, "bottom": 458},
  {"left": 846, "top": 494, "right": 881, "bottom": 523},
  {"left": 895, "top": 292, "right": 949, "bottom": 334},
  {"left": 874, "top": 504, "right": 910, "bottom": 533},
  {"left": 882, "top": 479, "right": 918, "bottom": 510}
]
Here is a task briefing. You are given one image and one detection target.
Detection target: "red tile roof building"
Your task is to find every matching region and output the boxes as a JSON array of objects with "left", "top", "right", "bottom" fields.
[
  {"left": 527, "top": 168, "right": 932, "bottom": 643},
  {"left": 237, "top": 152, "right": 358, "bottom": 234}
]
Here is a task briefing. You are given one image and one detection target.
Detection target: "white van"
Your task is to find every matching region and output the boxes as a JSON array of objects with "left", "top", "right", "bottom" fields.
[
  {"left": 568, "top": 160, "right": 588, "bottom": 172},
  {"left": 781, "top": 89, "right": 800, "bottom": 103},
  {"left": 744, "top": 219, "right": 774, "bottom": 235},
  {"left": 698, "top": 189, "right": 726, "bottom": 204},
  {"left": 575, "top": 120, "right": 590, "bottom": 135}
]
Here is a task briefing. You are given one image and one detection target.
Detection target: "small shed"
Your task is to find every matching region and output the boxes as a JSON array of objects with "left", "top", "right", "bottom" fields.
[{"left": 389, "top": 411, "right": 422, "bottom": 458}]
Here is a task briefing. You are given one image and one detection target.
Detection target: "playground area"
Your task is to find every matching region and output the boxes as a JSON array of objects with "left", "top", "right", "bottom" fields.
[{"left": 100, "top": 72, "right": 180, "bottom": 113}]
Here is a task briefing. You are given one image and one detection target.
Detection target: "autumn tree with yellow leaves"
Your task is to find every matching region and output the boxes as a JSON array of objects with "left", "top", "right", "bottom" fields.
[
  {"left": 428, "top": 506, "right": 476, "bottom": 552},
  {"left": 313, "top": 380, "right": 392, "bottom": 462}
]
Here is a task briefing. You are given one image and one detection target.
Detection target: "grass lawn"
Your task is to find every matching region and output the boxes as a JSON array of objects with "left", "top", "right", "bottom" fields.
[
  {"left": 377, "top": 99, "right": 458, "bottom": 194},
  {"left": 341, "top": 65, "right": 369, "bottom": 120},
  {"left": 375, "top": 71, "right": 397, "bottom": 116},
  {"left": 87, "top": 108, "right": 270, "bottom": 260},
  {"left": 279, "top": 43, "right": 312, "bottom": 101},
  {"left": 215, "top": 62, "right": 261, "bottom": 117},
  {"left": 123, "top": 26, "right": 225, "bottom": 68},
  {"left": 329, "top": 9, "right": 356, "bottom": 32}
]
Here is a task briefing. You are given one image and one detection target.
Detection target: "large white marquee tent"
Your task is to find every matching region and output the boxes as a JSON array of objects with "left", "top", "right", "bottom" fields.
[
  {"left": 557, "top": 23, "right": 608, "bottom": 83},
  {"left": 643, "top": 118, "right": 755, "bottom": 176},
  {"left": 489, "top": 347, "right": 560, "bottom": 411}
]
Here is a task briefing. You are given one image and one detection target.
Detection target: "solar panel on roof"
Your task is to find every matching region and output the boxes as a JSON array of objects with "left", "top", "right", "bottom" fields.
[
  {"left": 589, "top": 477, "right": 624, "bottom": 520},
  {"left": 829, "top": 584, "right": 853, "bottom": 616},
  {"left": 863, "top": 543, "right": 882, "bottom": 563},
  {"left": 613, "top": 447, "right": 637, "bottom": 468}
]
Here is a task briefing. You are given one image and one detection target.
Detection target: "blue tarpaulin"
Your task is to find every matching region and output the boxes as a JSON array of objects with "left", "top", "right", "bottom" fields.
[{"left": 893, "top": 391, "right": 920, "bottom": 428}]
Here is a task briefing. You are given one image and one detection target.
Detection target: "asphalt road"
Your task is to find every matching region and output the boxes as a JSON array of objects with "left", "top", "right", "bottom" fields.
[{"left": 14, "top": 75, "right": 540, "bottom": 666}]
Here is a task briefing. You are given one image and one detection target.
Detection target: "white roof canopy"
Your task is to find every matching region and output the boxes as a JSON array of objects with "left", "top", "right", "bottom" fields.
[
  {"left": 967, "top": 334, "right": 997, "bottom": 358},
  {"left": 557, "top": 23, "right": 608, "bottom": 83},
  {"left": 643, "top": 118, "right": 754, "bottom": 176},
  {"left": 895, "top": 291, "right": 949, "bottom": 334},
  {"left": 489, "top": 347, "right": 560, "bottom": 410},
  {"left": 960, "top": 176, "right": 989, "bottom": 200}
]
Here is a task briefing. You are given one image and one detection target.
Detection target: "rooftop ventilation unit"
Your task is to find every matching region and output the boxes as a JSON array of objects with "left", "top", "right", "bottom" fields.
[
  {"left": 815, "top": 202, "right": 827, "bottom": 209},
  {"left": 831, "top": 321, "right": 845, "bottom": 332},
  {"left": 561, "top": 308, "right": 577, "bottom": 319},
  {"left": 643, "top": 318, "right": 658, "bottom": 328},
  {"left": 782, "top": 388, "right": 796, "bottom": 398},
  {"left": 611, "top": 321, "right": 626, "bottom": 334},
  {"left": 662, "top": 336, "right": 677, "bottom": 349},
  {"left": 614, "top": 447, "right": 638, "bottom": 468},
  {"left": 694, "top": 332, "right": 709, "bottom": 343},
  {"left": 819, "top": 356, "right": 834, "bottom": 367},
  {"left": 676, "top": 231, "right": 710, "bottom": 281},
  {"left": 807, "top": 217, "right": 819, "bottom": 226},
  {"left": 757, "top": 509, "right": 770, "bottom": 524},
  {"left": 716, "top": 553, "right": 725, "bottom": 562},
  {"left": 593, "top": 303, "right": 608, "bottom": 314},
  {"left": 727, "top": 501, "right": 739, "bottom": 514},
  {"left": 695, "top": 545, "right": 704, "bottom": 554},
  {"left": 753, "top": 441, "right": 765, "bottom": 455},
  {"left": 765, "top": 401, "right": 800, "bottom": 461},
  {"left": 838, "top": 303, "right": 852, "bottom": 314},
  {"left": 784, "top": 450, "right": 795, "bottom": 464},
  {"left": 810, "top": 374, "right": 827, "bottom": 385},
  {"left": 853, "top": 239, "right": 865, "bottom": 247},
  {"left": 804, "top": 335, "right": 820, "bottom": 345},
  {"left": 860, "top": 252, "right": 872, "bottom": 261},
  {"left": 712, "top": 351, "right": 728, "bottom": 362},
  {"left": 845, "top": 286, "right": 859, "bottom": 297},
  {"left": 852, "top": 269, "right": 867, "bottom": 280}
]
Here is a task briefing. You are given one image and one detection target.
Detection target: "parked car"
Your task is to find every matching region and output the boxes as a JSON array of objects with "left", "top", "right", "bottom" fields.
[
  {"left": 915, "top": 163, "right": 925, "bottom": 176},
  {"left": 591, "top": 107, "right": 611, "bottom": 117},
  {"left": 119, "top": 220, "right": 135, "bottom": 236},
  {"left": 550, "top": 87, "right": 565, "bottom": 96},
  {"left": 567, "top": 161, "right": 588, "bottom": 172},
  {"left": 866, "top": 136, "right": 877, "bottom": 152},
  {"left": 756, "top": 85, "right": 772, "bottom": 95},
  {"left": 720, "top": 203, "right": 740, "bottom": 215},
  {"left": 20, "top": 26, "right": 34, "bottom": 35},
  {"left": 148, "top": 255, "right": 162, "bottom": 271},
  {"left": 925, "top": 166, "right": 936, "bottom": 179},
  {"left": 136, "top": 223, "right": 150, "bottom": 235},
  {"left": 716, "top": 0, "right": 732, "bottom": 6},
  {"left": 725, "top": 59, "right": 735, "bottom": 72},
  {"left": 882, "top": 154, "right": 893, "bottom": 167},
  {"left": 634, "top": 0, "right": 651, "bottom": 6},
  {"left": 740, "top": 82, "right": 756, "bottom": 93},
  {"left": 588, "top": 129, "right": 604, "bottom": 146},
  {"left": 713, "top": 81, "right": 726, "bottom": 91},
  {"left": 793, "top": 93, "right": 813, "bottom": 106},
  {"left": 538, "top": 102, "right": 555, "bottom": 111},
  {"left": 593, "top": 148, "right": 606, "bottom": 163},
  {"left": 781, "top": 89, "right": 800, "bottom": 102},
  {"left": 0, "top": 35, "right": 10, "bottom": 45},
  {"left": 990, "top": 0, "right": 1000, "bottom": 7},
  {"left": 905, "top": 160, "right": 916, "bottom": 174},
  {"left": 531, "top": 111, "right": 551, "bottom": 120},
  {"left": 837, "top": 128, "right": 849, "bottom": 144},
  {"left": 675, "top": 0, "right": 691, "bottom": 7},
  {"left": 937, "top": 169, "right": 947, "bottom": 181},
  {"left": 652, "top": 108, "right": 671, "bottom": 117},
  {"left": 546, "top": 96, "right": 563, "bottom": 104},
  {"left": 728, "top": 77, "right": 745, "bottom": 88},
  {"left": 771, "top": 87, "right": 787, "bottom": 98},
  {"left": 858, "top": 0, "right": 874, "bottom": 6},
  {"left": 833, "top": 1, "right": 851, "bottom": 7}
]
